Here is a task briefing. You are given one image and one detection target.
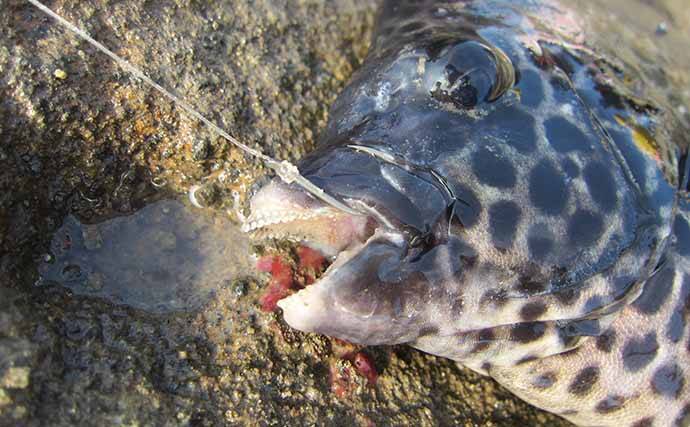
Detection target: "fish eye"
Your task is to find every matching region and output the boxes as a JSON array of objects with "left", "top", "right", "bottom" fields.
[
  {"left": 426, "top": 40, "right": 515, "bottom": 109},
  {"left": 431, "top": 65, "right": 484, "bottom": 108}
]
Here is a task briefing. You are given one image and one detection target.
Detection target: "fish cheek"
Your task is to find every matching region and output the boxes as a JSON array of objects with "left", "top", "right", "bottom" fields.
[
  {"left": 329, "top": 239, "right": 434, "bottom": 323},
  {"left": 331, "top": 237, "right": 467, "bottom": 332},
  {"left": 330, "top": 241, "right": 406, "bottom": 318}
]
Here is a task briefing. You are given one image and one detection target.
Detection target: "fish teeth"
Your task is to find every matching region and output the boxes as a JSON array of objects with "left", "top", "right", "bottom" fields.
[
  {"left": 242, "top": 212, "right": 292, "bottom": 232},
  {"left": 241, "top": 208, "right": 337, "bottom": 233},
  {"left": 248, "top": 227, "right": 301, "bottom": 242}
]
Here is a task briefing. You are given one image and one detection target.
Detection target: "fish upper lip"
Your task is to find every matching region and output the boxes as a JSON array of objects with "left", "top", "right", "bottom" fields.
[{"left": 240, "top": 207, "right": 338, "bottom": 233}]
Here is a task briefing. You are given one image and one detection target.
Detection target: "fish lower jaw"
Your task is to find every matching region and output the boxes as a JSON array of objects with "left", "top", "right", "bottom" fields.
[
  {"left": 276, "top": 228, "right": 376, "bottom": 336},
  {"left": 277, "top": 283, "right": 328, "bottom": 331}
]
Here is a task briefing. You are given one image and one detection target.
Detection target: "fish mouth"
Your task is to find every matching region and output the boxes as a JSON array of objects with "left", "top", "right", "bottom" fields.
[
  {"left": 243, "top": 179, "right": 401, "bottom": 337},
  {"left": 242, "top": 180, "right": 377, "bottom": 257}
]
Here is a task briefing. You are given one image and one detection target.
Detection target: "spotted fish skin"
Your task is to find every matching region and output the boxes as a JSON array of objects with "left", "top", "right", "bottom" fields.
[{"left": 247, "top": 1, "right": 690, "bottom": 425}]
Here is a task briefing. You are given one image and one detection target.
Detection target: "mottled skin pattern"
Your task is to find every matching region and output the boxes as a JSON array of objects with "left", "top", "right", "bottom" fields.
[{"left": 246, "top": 1, "right": 690, "bottom": 426}]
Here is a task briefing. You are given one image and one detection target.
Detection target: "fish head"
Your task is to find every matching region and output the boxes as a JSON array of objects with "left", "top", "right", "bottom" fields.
[
  {"left": 244, "top": 12, "right": 673, "bottom": 360},
  {"left": 245, "top": 143, "right": 455, "bottom": 345}
]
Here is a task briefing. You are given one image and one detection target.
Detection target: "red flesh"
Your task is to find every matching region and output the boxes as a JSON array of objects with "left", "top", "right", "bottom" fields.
[
  {"left": 257, "top": 246, "right": 327, "bottom": 312},
  {"left": 257, "top": 255, "right": 294, "bottom": 312},
  {"left": 344, "top": 351, "right": 378, "bottom": 385},
  {"left": 297, "top": 246, "right": 326, "bottom": 285}
]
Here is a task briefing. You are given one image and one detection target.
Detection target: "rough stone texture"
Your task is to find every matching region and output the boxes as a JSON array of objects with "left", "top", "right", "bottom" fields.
[
  {"left": 0, "top": 1, "right": 570, "bottom": 426},
  {"left": 571, "top": 0, "right": 690, "bottom": 130}
]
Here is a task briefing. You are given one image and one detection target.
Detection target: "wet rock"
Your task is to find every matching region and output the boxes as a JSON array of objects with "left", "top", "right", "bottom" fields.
[
  {"left": 192, "top": 138, "right": 212, "bottom": 161},
  {"left": 53, "top": 68, "right": 68, "bottom": 80},
  {"left": 0, "top": 367, "right": 30, "bottom": 389},
  {"left": 232, "top": 280, "right": 247, "bottom": 298},
  {"left": 0, "top": 337, "right": 35, "bottom": 372},
  {"left": 62, "top": 317, "right": 97, "bottom": 342},
  {"left": 0, "top": 389, "right": 10, "bottom": 407},
  {"left": 656, "top": 21, "right": 669, "bottom": 35}
]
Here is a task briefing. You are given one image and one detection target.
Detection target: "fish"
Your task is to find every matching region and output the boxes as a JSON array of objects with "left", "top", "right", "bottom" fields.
[{"left": 244, "top": 0, "right": 690, "bottom": 425}]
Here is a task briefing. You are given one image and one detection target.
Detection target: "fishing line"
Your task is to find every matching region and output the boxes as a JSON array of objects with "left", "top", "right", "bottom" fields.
[{"left": 26, "top": 0, "right": 361, "bottom": 216}]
